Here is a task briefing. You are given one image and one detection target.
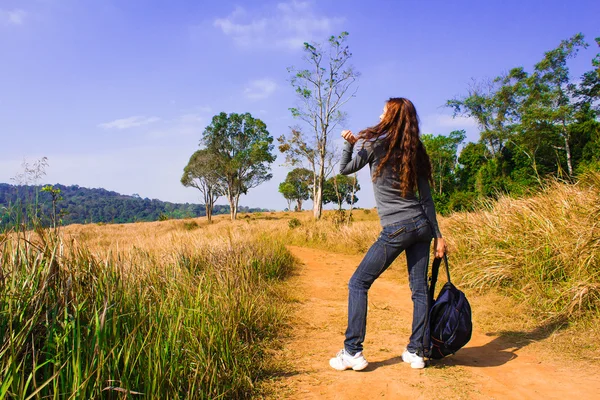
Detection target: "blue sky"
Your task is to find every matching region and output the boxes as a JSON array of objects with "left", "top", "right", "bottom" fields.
[{"left": 1, "top": 0, "right": 599, "bottom": 210}]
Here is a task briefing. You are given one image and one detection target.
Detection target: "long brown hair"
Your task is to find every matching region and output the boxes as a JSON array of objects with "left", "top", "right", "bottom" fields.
[{"left": 358, "top": 97, "right": 432, "bottom": 197}]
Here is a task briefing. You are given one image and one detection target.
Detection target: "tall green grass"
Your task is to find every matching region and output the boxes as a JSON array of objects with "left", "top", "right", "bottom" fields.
[{"left": 0, "top": 228, "right": 295, "bottom": 399}]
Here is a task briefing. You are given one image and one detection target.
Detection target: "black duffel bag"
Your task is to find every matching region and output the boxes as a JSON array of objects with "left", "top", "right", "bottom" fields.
[{"left": 423, "top": 254, "right": 472, "bottom": 360}]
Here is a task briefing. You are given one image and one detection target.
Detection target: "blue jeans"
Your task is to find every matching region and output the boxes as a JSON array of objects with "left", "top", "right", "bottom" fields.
[{"left": 344, "top": 215, "right": 432, "bottom": 356}]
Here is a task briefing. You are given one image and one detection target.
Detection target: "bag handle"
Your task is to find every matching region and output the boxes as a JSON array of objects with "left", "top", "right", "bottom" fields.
[
  {"left": 428, "top": 254, "right": 451, "bottom": 306},
  {"left": 424, "top": 253, "right": 450, "bottom": 359}
]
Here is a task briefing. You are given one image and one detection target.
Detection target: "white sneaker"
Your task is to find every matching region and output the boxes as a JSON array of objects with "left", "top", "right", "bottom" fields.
[
  {"left": 402, "top": 349, "right": 425, "bottom": 369},
  {"left": 329, "top": 349, "right": 369, "bottom": 371}
]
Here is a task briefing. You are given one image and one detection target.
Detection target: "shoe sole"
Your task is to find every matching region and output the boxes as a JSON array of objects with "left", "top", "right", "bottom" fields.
[
  {"left": 352, "top": 361, "right": 369, "bottom": 371},
  {"left": 329, "top": 359, "right": 369, "bottom": 371},
  {"left": 402, "top": 354, "right": 425, "bottom": 369}
]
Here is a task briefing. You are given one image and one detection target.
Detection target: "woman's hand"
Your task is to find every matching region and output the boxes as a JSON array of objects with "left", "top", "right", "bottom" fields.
[
  {"left": 434, "top": 237, "right": 447, "bottom": 259},
  {"left": 341, "top": 130, "right": 358, "bottom": 145}
]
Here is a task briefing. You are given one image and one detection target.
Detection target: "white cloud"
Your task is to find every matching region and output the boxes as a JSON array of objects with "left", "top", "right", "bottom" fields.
[
  {"left": 420, "top": 113, "right": 480, "bottom": 143},
  {"left": 433, "top": 114, "right": 478, "bottom": 129},
  {"left": 146, "top": 113, "right": 207, "bottom": 139},
  {"left": 98, "top": 116, "right": 161, "bottom": 130},
  {"left": 0, "top": 9, "right": 26, "bottom": 25},
  {"left": 213, "top": 1, "right": 345, "bottom": 50},
  {"left": 421, "top": 114, "right": 478, "bottom": 132},
  {"left": 244, "top": 78, "right": 277, "bottom": 100}
]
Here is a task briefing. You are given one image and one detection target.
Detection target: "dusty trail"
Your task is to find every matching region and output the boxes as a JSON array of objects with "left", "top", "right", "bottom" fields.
[{"left": 272, "top": 246, "right": 600, "bottom": 399}]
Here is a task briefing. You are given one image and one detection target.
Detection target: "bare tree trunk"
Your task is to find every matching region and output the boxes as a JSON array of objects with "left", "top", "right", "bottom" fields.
[
  {"left": 227, "top": 188, "right": 236, "bottom": 221},
  {"left": 333, "top": 175, "right": 343, "bottom": 210},
  {"left": 313, "top": 162, "right": 325, "bottom": 219},
  {"left": 562, "top": 126, "right": 573, "bottom": 177},
  {"left": 297, "top": 199, "right": 303, "bottom": 211},
  {"left": 438, "top": 159, "right": 443, "bottom": 195},
  {"left": 232, "top": 193, "right": 240, "bottom": 220},
  {"left": 348, "top": 174, "right": 357, "bottom": 225}
]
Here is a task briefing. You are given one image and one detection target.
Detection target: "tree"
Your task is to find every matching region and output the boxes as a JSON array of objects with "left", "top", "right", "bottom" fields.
[
  {"left": 421, "top": 130, "right": 466, "bottom": 195},
  {"left": 447, "top": 70, "right": 524, "bottom": 160},
  {"left": 280, "top": 32, "right": 359, "bottom": 220},
  {"left": 278, "top": 181, "right": 295, "bottom": 211},
  {"left": 323, "top": 174, "right": 360, "bottom": 211},
  {"left": 522, "top": 34, "right": 588, "bottom": 177},
  {"left": 455, "top": 142, "right": 488, "bottom": 193},
  {"left": 202, "top": 112, "right": 276, "bottom": 220},
  {"left": 181, "top": 149, "right": 223, "bottom": 223},
  {"left": 41, "top": 185, "right": 63, "bottom": 229},
  {"left": 286, "top": 168, "right": 312, "bottom": 211}
]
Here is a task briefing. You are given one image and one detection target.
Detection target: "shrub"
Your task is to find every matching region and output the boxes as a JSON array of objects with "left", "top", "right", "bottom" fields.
[
  {"left": 182, "top": 220, "right": 199, "bottom": 230},
  {"left": 288, "top": 218, "right": 301, "bottom": 229}
]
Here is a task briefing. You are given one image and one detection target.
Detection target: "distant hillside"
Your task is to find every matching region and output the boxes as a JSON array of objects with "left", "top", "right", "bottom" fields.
[{"left": 0, "top": 183, "right": 270, "bottom": 226}]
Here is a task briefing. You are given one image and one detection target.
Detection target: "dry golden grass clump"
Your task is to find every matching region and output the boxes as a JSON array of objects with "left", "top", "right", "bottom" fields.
[{"left": 445, "top": 172, "right": 600, "bottom": 321}]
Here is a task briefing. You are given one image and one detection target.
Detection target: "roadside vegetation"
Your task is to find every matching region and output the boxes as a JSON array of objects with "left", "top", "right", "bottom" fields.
[{"left": 0, "top": 220, "right": 295, "bottom": 399}]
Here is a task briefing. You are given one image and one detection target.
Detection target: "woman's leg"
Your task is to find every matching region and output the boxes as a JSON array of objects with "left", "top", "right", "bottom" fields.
[
  {"left": 344, "top": 234, "right": 405, "bottom": 355},
  {"left": 405, "top": 238, "right": 432, "bottom": 356}
]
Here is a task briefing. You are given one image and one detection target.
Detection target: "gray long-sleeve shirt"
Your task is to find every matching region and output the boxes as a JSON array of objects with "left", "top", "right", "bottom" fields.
[{"left": 340, "top": 140, "right": 442, "bottom": 238}]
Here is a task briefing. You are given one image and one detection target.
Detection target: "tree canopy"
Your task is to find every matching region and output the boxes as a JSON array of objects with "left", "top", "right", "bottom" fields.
[{"left": 201, "top": 112, "right": 276, "bottom": 220}]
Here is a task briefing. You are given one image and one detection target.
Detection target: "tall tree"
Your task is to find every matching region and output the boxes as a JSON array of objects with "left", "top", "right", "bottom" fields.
[
  {"left": 202, "top": 112, "right": 276, "bottom": 220},
  {"left": 279, "top": 32, "right": 359, "bottom": 220},
  {"left": 523, "top": 34, "right": 588, "bottom": 177},
  {"left": 447, "top": 69, "right": 525, "bottom": 159},
  {"left": 575, "top": 37, "right": 600, "bottom": 111},
  {"left": 181, "top": 149, "right": 223, "bottom": 222}
]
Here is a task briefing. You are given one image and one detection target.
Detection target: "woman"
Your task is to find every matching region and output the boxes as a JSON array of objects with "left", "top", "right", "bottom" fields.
[{"left": 329, "top": 97, "right": 446, "bottom": 371}]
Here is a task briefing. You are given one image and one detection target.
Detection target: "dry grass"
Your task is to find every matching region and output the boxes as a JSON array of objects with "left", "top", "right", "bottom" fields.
[
  {"left": 1, "top": 218, "right": 297, "bottom": 398},
  {"left": 444, "top": 176, "right": 600, "bottom": 320},
  {"left": 4, "top": 173, "right": 599, "bottom": 398}
]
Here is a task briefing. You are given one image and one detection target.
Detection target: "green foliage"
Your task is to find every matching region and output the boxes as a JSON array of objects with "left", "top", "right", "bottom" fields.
[
  {"left": 421, "top": 130, "right": 466, "bottom": 196},
  {"left": 443, "top": 33, "right": 600, "bottom": 207},
  {"left": 202, "top": 112, "right": 276, "bottom": 220},
  {"left": 279, "top": 167, "right": 313, "bottom": 211},
  {"left": 158, "top": 213, "right": 171, "bottom": 221},
  {"left": 181, "top": 149, "right": 224, "bottom": 222},
  {"left": 0, "top": 184, "right": 270, "bottom": 228},
  {"left": 322, "top": 174, "right": 360, "bottom": 210}
]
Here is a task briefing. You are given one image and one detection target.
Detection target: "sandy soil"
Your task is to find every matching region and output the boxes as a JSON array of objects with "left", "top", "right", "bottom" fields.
[{"left": 269, "top": 245, "right": 600, "bottom": 400}]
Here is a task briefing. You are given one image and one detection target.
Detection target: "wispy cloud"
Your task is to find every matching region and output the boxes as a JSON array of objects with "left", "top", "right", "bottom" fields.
[
  {"left": 213, "top": 1, "right": 345, "bottom": 50},
  {"left": 421, "top": 114, "right": 478, "bottom": 131},
  {"left": 244, "top": 78, "right": 277, "bottom": 100},
  {"left": 98, "top": 116, "right": 161, "bottom": 130},
  {"left": 0, "top": 9, "right": 26, "bottom": 25},
  {"left": 433, "top": 114, "right": 478, "bottom": 129},
  {"left": 145, "top": 112, "right": 208, "bottom": 139}
]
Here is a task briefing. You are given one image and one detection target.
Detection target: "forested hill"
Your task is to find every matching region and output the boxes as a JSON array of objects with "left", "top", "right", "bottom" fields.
[{"left": 0, "top": 183, "right": 269, "bottom": 226}]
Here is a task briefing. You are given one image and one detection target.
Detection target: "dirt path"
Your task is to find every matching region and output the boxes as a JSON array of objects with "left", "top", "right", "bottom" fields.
[{"left": 271, "top": 246, "right": 600, "bottom": 399}]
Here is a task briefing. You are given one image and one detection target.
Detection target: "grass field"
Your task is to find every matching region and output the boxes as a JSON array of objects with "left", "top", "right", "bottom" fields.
[
  {"left": 1, "top": 220, "right": 295, "bottom": 399},
  {"left": 1, "top": 172, "right": 599, "bottom": 398}
]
